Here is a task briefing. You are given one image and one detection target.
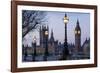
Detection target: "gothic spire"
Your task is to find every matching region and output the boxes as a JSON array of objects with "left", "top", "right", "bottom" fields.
[
  {"left": 51, "top": 29, "right": 53, "bottom": 37},
  {"left": 47, "top": 25, "right": 49, "bottom": 31},
  {"left": 50, "top": 29, "right": 54, "bottom": 42},
  {"left": 75, "top": 19, "right": 81, "bottom": 30},
  {"left": 77, "top": 19, "right": 79, "bottom": 25}
]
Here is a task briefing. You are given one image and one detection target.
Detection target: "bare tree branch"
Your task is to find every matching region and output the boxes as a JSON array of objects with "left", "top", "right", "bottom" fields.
[{"left": 22, "top": 10, "right": 46, "bottom": 38}]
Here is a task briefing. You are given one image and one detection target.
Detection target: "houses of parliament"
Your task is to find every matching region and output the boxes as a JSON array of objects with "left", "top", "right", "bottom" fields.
[{"left": 22, "top": 19, "right": 90, "bottom": 61}]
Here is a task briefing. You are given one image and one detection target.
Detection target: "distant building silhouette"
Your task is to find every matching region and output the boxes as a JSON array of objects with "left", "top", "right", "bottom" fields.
[
  {"left": 40, "top": 25, "right": 49, "bottom": 48},
  {"left": 72, "top": 19, "right": 90, "bottom": 59},
  {"left": 82, "top": 38, "right": 90, "bottom": 59},
  {"left": 39, "top": 25, "right": 58, "bottom": 54},
  {"left": 75, "top": 19, "right": 81, "bottom": 53}
]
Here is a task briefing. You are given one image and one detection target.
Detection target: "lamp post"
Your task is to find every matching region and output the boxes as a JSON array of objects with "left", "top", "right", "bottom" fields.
[
  {"left": 24, "top": 46, "right": 28, "bottom": 61},
  {"left": 32, "top": 37, "right": 36, "bottom": 61},
  {"left": 62, "top": 13, "right": 69, "bottom": 60},
  {"left": 44, "top": 30, "right": 49, "bottom": 61}
]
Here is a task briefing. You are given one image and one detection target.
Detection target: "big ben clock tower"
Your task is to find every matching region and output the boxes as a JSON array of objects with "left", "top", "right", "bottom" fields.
[{"left": 75, "top": 19, "right": 81, "bottom": 52}]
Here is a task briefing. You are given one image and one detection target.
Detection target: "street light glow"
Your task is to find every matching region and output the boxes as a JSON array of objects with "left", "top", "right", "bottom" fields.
[
  {"left": 63, "top": 14, "right": 69, "bottom": 24},
  {"left": 45, "top": 31, "right": 48, "bottom": 35},
  {"left": 33, "top": 36, "right": 36, "bottom": 43}
]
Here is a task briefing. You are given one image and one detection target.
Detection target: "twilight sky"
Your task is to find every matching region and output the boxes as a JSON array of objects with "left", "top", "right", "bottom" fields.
[{"left": 23, "top": 11, "right": 90, "bottom": 46}]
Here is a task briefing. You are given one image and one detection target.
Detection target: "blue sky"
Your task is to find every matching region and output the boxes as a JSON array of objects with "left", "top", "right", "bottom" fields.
[{"left": 23, "top": 11, "right": 90, "bottom": 46}]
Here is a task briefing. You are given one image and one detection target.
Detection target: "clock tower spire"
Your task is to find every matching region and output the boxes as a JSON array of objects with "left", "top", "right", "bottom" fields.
[{"left": 75, "top": 19, "right": 81, "bottom": 52}]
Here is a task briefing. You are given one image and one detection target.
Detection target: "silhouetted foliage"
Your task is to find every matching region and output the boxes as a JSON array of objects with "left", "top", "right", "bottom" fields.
[{"left": 22, "top": 10, "right": 46, "bottom": 38}]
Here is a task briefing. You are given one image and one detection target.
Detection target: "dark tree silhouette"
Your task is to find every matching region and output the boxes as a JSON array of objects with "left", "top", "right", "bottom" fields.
[{"left": 22, "top": 10, "right": 46, "bottom": 38}]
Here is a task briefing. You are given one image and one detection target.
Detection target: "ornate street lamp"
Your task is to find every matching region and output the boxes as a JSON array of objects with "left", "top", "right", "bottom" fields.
[
  {"left": 44, "top": 30, "right": 49, "bottom": 61},
  {"left": 62, "top": 13, "right": 69, "bottom": 60},
  {"left": 32, "top": 36, "right": 37, "bottom": 61}
]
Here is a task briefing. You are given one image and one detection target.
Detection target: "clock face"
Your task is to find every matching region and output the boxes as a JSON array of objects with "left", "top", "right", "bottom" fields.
[
  {"left": 75, "top": 30, "right": 77, "bottom": 34},
  {"left": 75, "top": 30, "right": 80, "bottom": 34},
  {"left": 78, "top": 30, "right": 80, "bottom": 34}
]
